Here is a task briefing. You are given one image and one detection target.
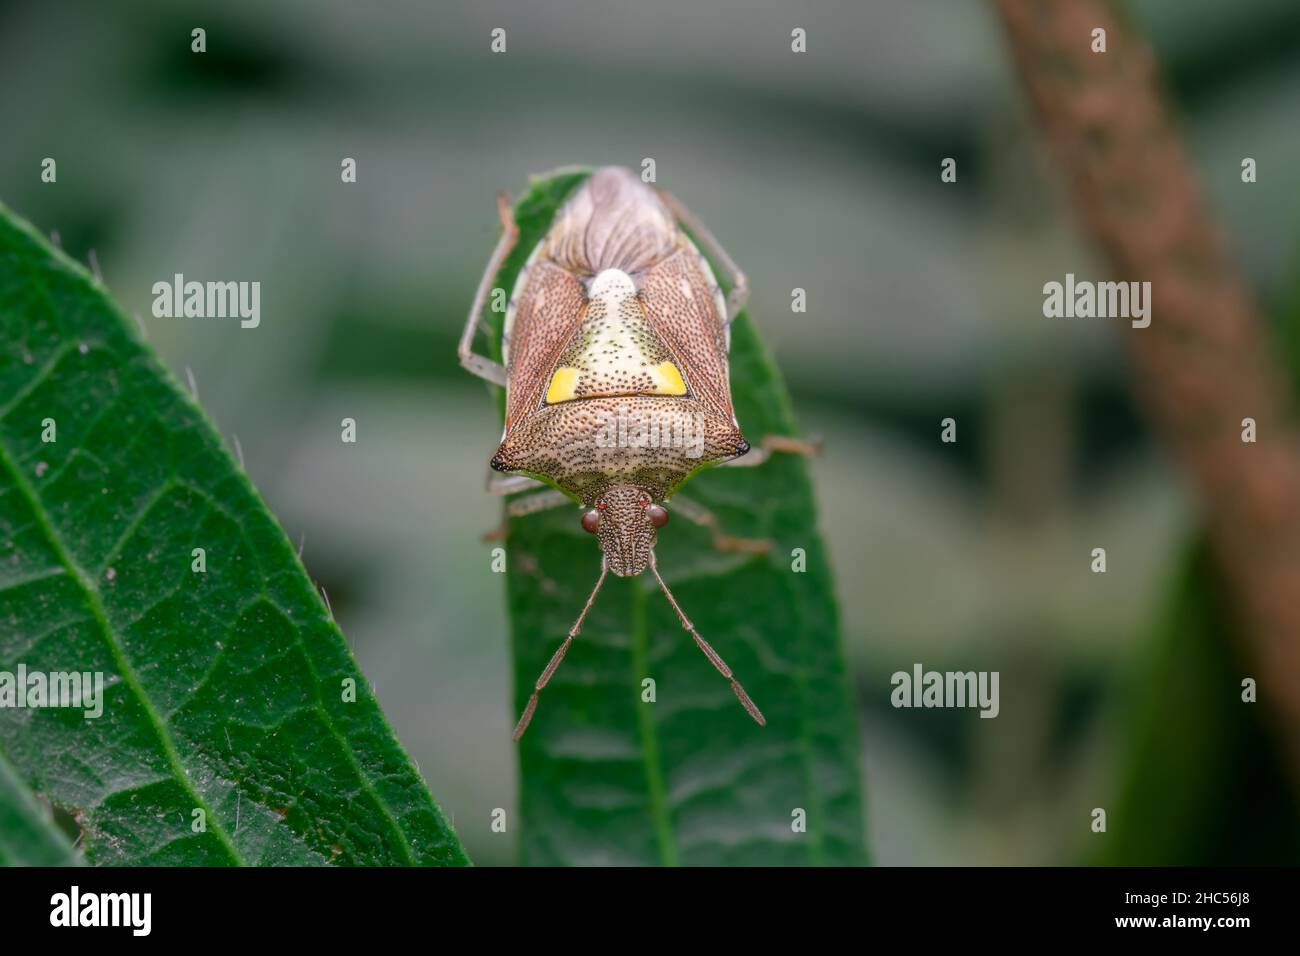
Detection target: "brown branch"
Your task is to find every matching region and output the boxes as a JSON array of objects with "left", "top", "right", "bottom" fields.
[{"left": 994, "top": 0, "right": 1300, "bottom": 778}]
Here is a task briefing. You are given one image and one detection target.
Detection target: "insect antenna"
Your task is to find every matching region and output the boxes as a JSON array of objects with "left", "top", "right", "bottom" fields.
[
  {"left": 513, "top": 559, "right": 609, "bottom": 740},
  {"left": 647, "top": 551, "right": 766, "bottom": 727}
]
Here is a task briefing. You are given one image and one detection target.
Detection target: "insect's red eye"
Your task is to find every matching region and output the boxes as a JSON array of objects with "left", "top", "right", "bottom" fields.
[
  {"left": 646, "top": 504, "right": 669, "bottom": 528},
  {"left": 595, "top": 501, "right": 606, "bottom": 511},
  {"left": 581, "top": 509, "right": 601, "bottom": 534},
  {"left": 638, "top": 497, "right": 649, "bottom": 507}
]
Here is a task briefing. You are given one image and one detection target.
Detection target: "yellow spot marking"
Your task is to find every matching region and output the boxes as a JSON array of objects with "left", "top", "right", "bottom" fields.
[
  {"left": 545, "top": 362, "right": 686, "bottom": 404},
  {"left": 648, "top": 361, "right": 687, "bottom": 396},
  {"left": 545, "top": 367, "right": 580, "bottom": 404}
]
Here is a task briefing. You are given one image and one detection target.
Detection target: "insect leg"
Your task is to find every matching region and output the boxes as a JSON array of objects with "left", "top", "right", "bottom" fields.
[
  {"left": 486, "top": 473, "right": 545, "bottom": 496},
  {"left": 513, "top": 559, "right": 609, "bottom": 740},
  {"left": 482, "top": 487, "right": 571, "bottom": 541},
  {"left": 505, "top": 488, "right": 571, "bottom": 517},
  {"left": 648, "top": 551, "right": 766, "bottom": 727},
  {"left": 721, "top": 433, "right": 823, "bottom": 468},
  {"left": 659, "top": 189, "right": 749, "bottom": 324},
  {"left": 459, "top": 192, "right": 518, "bottom": 387},
  {"left": 669, "top": 494, "right": 772, "bottom": 555}
]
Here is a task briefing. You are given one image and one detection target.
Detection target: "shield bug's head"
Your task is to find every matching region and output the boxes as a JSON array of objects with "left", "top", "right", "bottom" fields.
[{"left": 580, "top": 484, "right": 669, "bottom": 577}]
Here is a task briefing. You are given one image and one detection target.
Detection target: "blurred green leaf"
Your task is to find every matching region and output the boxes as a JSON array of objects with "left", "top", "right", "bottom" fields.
[
  {"left": 0, "top": 751, "right": 82, "bottom": 866},
  {"left": 0, "top": 205, "right": 468, "bottom": 866},
  {"left": 1096, "top": 538, "right": 1300, "bottom": 864},
  {"left": 482, "top": 170, "right": 867, "bottom": 865}
]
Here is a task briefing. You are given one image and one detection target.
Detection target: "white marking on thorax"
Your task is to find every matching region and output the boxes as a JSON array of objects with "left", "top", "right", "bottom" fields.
[{"left": 590, "top": 268, "right": 636, "bottom": 302}]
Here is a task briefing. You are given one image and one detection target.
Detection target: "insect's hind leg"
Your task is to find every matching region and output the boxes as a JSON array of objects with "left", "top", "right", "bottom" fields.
[
  {"left": 669, "top": 495, "right": 772, "bottom": 556},
  {"left": 722, "top": 434, "right": 823, "bottom": 468},
  {"left": 659, "top": 189, "right": 749, "bottom": 325},
  {"left": 459, "top": 192, "right": 518, "bottom": 387}
]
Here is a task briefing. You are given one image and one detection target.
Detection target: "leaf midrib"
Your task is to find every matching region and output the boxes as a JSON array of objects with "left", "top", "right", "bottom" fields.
[{"left": 630, "top": 581, "right": 677, "bottom": 866}]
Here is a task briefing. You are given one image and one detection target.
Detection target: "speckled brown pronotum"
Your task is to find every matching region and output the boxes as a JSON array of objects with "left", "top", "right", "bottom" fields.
[{"left": 460, "top": 166, "right": 816, "bottom": 739}]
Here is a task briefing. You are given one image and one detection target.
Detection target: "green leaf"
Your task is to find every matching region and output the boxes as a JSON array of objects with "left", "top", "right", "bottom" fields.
[
  {"left": 0, "top": 750, "right": 83, "bottom": 866},
  {"left": 485, "top": 170, "right": 868, "bottom": 865},
  {"left": 1095, "top": 537, "right": 1300, "bottom": 864},
  {"left": 0, "top": 204, "right": 468, "bottom": 866}
]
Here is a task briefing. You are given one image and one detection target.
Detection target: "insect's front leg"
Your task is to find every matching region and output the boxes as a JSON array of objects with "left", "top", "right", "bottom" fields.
[
  {"left": 482, "top": 488, "right": 572, "bottom": 542},
  {"left": 669, "top": 495, "right": 772, "bottom": 556},
  {"left": 722, "top": 433, "right": 823, "bottom": 468},
  {"left": 486, "top": 473, "right": 545, "bottom": 496},
  {"left": 459, "top": 192, "right": 519, "bottom": 387}
]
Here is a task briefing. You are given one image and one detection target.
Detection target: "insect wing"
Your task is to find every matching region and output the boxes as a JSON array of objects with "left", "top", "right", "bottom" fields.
[
  {"left": 637, "top": 238, "right": 735, "bottom": 421},
  {"left": 502, "top": 258, "right": 587, "bottom": 434}
]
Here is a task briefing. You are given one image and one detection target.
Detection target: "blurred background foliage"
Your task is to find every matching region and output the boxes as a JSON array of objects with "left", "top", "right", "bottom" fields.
[{"left": 2, "top": 0, "right": 1298, "bottom": 864}]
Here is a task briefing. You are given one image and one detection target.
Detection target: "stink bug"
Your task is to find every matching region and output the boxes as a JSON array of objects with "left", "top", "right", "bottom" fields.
[{"left": 460, "top": 166, "right": 816, "bottom": 739}]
